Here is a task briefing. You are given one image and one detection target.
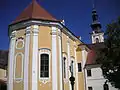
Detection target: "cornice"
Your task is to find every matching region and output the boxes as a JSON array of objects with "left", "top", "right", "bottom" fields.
[{"left": 9, "top": 19, "right": 81, "bottom": 43}]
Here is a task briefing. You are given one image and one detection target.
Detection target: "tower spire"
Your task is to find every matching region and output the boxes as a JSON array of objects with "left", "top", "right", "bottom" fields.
[
  {"left": 91, "top": 0, "right": 101, "bottom": 33},
  {"left": 92, "top": 0, "right": 95, "bottom": 9},
  {"left": 90, "top": 0, "right": 104, "bottom": 44}
]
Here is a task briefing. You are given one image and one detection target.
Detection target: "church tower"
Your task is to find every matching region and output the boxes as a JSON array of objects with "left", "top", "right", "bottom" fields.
[{"left": 90, "top": 8, "right": 104, "bottom": 44}]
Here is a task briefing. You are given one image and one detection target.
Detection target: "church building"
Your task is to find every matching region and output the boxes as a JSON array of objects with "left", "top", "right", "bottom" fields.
[
  {"left": 7, "top": 0, "right": 89, "bottom": 90},
  {"left": 0, "top": 0, "right": 118, "bottom": 90}
]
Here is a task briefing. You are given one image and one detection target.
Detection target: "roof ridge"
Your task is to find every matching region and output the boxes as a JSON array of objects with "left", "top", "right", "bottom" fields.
[
  {"left": 32, "top": 1, "right": 56, "bottom": 20},
  {"left": 31, "top": 0, "right": 34, "bottom": 18},
  {"left": 11, "top": 0, "right": 58, "bottom": 24}
]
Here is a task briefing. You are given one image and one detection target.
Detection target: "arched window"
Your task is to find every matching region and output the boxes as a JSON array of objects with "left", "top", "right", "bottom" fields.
[
  {"left": 70, "top": 57, "right": 75, "bottom": 76},
  {"left": 70, "top": 60, "right": 74, "bottom": 76},
  {"left": 78, "top": 63, "right": 82, "bottom": 72},
  {"left": 40, "top": 54, "right": 49, "bottom": 78},
  {"left": 96, "top": 38, "right": 99, "bottom": 43}
]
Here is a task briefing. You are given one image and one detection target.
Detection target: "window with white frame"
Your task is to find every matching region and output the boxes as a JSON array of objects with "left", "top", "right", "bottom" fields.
[
  {"left": 78, "top": 63, "right": 82, "bottom": 72},
  {"left": 96, "top": 38, "right": 99, "bottom": 43},
  {"left": 70, "top": 59, "right": 75, "bottom": 76},
  {"left": 40, "top": 54, "right": 49, "bottom": 78},
  {"left": 88, "top": 86, "right": 93, "bottom": 90},
  {"left": 87, "top": 69, "right": 92, "bottom": 77},
  {"left": 63, "top": 54, "right": 68, "bottom": 80},
  {"left": 39, "top": 48, "right": 51, "bottom": 80},
  {"left": 63, "top": 57, "right": 66, "bottom": 78}
]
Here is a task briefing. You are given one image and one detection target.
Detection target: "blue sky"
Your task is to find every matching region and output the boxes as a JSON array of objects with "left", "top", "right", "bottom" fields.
[{"left": 0, "top": 0, "right": 120, "bottom": 50}]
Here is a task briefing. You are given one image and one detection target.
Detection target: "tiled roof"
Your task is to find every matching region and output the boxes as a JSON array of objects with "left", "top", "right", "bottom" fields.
[
  {"left": 12, "top": 0, "right": 57, "bottom": 24},
  {"left": 86, "top": 43, "right": 105, "bottom": 65},
  {"left": 0, "top": 50, "right": 8, "bottom": 69},
  {"left": 88, "top": 42, "right": 105, "bottom": 49},
  {"left": 86, "top": 50, "right": 96, "bottom": 65}
]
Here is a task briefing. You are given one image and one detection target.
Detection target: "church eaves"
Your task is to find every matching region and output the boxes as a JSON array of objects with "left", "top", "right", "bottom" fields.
[{"left": 12, "top": 0, "right": 58, "bottom": 24}]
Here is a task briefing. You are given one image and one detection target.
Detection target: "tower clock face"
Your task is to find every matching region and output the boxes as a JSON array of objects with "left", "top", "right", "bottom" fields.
[{"left": 16, "top": 38, "right": 24, "bottom": 49}]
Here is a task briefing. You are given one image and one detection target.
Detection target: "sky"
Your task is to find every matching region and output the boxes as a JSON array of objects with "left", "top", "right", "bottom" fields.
[{"left": 0, "top": 0, "right": 120, "bottom": 50}]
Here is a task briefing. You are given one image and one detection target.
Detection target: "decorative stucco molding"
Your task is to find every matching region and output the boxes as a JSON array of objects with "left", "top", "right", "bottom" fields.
[
  {"left": 14, "top": 52, "right": 24, "bottom": 83},
  {"left": 16, "top": 38, "right": 24, "bottom": 49}
]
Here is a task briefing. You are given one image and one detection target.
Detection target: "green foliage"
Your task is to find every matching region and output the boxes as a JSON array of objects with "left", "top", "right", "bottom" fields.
[{"left": 96, "top": 17, "right": 120, "bottom": 89}]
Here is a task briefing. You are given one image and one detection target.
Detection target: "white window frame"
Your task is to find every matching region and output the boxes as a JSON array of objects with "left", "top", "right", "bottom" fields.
[
  {"left": 63, "top": 53, "right": 68, "bottom": 82},
  {"left": 63, "top": 56, "right": 67, "bottom": 79},
  {"left": 87, "top": 69, "right": 92, "bottom": 77},
  {"left": 14, "top": 52, "right": 24, "bottom": 82},
  {"left": 38, "top": 48, "right": 51, "bottom": 84},
  {"left": 78, "top": 62, "right": 82, "bottom": 72}
]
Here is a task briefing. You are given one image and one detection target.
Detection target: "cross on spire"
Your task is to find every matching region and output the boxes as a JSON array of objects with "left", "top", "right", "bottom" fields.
[
  {"left": 92, "top": 0, "right": 95, "bottom": 9},
  {"left": 90, "top": 0, "right": 102, "bottom": 33}
]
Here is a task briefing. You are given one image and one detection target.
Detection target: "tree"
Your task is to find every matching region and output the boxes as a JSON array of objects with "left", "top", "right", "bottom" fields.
[{"left": 96, "top": 17, "right": 120, "bottom": 89}]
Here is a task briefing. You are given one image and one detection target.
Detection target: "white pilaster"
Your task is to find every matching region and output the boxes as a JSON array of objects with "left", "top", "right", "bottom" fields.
[
  {"left": 84, "top": 69, "right": 88, "bottom": 90},
  {"left": 24, "top": 26, "right": 31, "bottom": 90},
  {"left": 74, "top": 43, "right": 78, "bottom": 90},
  {"left": 8, "top": 31, "right": 16, "bottom": 90},
  {"left": 32, "top": 25, "right": 39, "bottom": 90},
  {"left": 67, "top": 36, "right": 71, "bottom": 90},
  {"left": 80, "top": 46, "right": 88, "bottom": 90},
  {"left": 52, "top": 27, "right": 58, "bottom": 90},
  {"left": 81, "top": 48, "right": 86, "bottom": 69},
  {"left": 58, "top": 29, "right": 63, "bottom": 90}
]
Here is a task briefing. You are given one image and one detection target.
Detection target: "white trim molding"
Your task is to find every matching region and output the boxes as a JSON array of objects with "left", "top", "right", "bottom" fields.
[
  {"left": 51, "top": 26, "right": 58, "bottom": 90},
  {"left": 24, "top": 26, "right": 31, "bottom": 90},
  {"left": 32, "top": 25, "right": 39, "bottom": 90},
  {"left": 14, "top": 52, "right": 24, "bottom": 82},
  {"left": 8, "top": 31, "right": 16, "bottom": 90},
  {"left": 38, "top": 48, "right": 51, "bottom": 84}
]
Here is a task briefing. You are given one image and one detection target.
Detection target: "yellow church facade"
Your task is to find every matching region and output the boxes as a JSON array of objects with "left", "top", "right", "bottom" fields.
[{"left": 7, "top": 0, "right": 89, "bottom": 90}]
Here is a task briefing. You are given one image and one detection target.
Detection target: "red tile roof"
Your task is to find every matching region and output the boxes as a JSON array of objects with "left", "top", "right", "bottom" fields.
[
  {"left": 86, "top": 50, "right": 96, "bottom": 65},
  {"left": 12, "top": 0, "right": 58, "bottom": 24},
  {"left": 86, "top": 43, "right": 105, "bottom": 65}
]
